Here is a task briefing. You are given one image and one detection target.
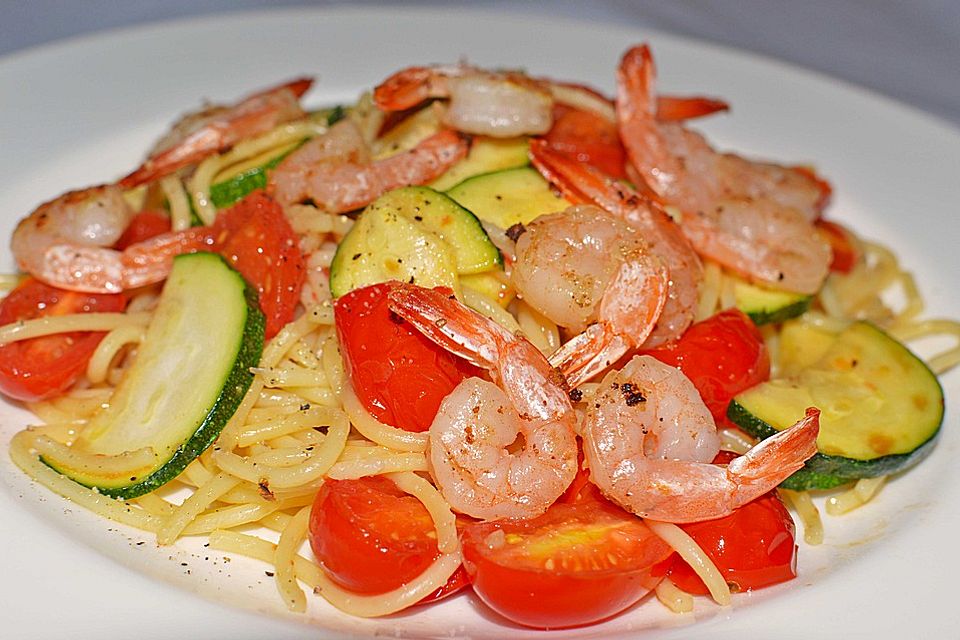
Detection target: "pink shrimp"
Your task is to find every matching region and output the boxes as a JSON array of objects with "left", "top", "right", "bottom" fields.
[
  {"left": 616, "top": 45, "right": 831, "bottom": 294},
  {"left": 269, "top": 119, "right": 469, "bottom": 213},
  {"left": 529, "top": 139, "right": 702, "bottom": 349},
  {"left": 386, "top": 283, "right": 578, "bottom": 521},
  {"left": 374, "top": 65, "right": 554, "bottom": 137},
  {"left": 510, "top": 205, "right": 669, "bottom": 387},
  {"left": 119, "top": 78, "right": 313, "bottom": 189},
  {"left": 582, "top": 355, "right": 820, "bottom": 523},
  {"left": 11, "top": 185, "right": 211, "bottom": 293}
]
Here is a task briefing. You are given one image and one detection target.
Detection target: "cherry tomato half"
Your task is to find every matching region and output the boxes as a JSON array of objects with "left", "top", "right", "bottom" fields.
[
  {"left": 113, "top": 210, "right": 172, "bottom": 250},
  {"left": 0, "top": 278, "right": 126, "bottom": 401},
  {"left": 541, "top": 104, "right": 627, "bottom": 179},
  {"left": 667, "top": 457, "right": 798, "bottom": 595},
  {"left": 815, "top": 219, "right": 859, "bottom": 274},
  {"left": 212, "top": 191, "right": 305, "bottom": 339},
  {"left": 460, "top": 496, "right": 673, "bottom": 629},
  {"left": 642, "top": 308, "right": 769, "bottom": 427},
  {"left": 308, "top": 476, "right": 468, "bottom": 603},
  {"left": 334, "top": 282, "right": 477, "bottom": 432}
]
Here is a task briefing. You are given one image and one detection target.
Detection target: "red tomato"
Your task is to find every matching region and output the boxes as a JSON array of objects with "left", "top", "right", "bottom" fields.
[
  {"left": 308, "top": 476, "right": 468, "bottom": 603},
  {"left": 667, "top": 481, "right": 798, "bottom": 594},
  {"left": 113, "top": 210, "right": 172, "bottom": 250},
  {"left": 816, "top": 219, "right": 859, "bottom": 274},
  {"left": 212, "top": 191, "right": 304, "bottom": 339},
  {"left": 541, "top": 104, "right": 627, "bottom": 179},
  {"left": 642, "top": 309, "right": 769, "bottom": 427},
  {"left": 334, "top": 282, "right": 477, "bottom": 432},
  {"left": 460, "top": 497, "right": 673, "bottom": 629},
  {"left": 0, "top": 278, "right": 126, "bottom": 401}
]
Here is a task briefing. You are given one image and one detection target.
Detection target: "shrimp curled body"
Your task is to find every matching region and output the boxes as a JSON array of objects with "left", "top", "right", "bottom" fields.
[
  {"left": 511, "top": 205, "right": 669, "bottom": 386},
  {"left": 11, "top": 185, "right": 210, "bottom": 293},
  {"left": 387, "top": 283, "right": 578, "bottom": 521},
  {"left": 582, "top": 355, "right": 819, "bottom": 523}
]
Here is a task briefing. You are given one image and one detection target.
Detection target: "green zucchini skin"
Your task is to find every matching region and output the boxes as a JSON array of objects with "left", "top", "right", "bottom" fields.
[
  {"left": 728, "top": 321, "right": 944, "bottom": 491},
  {"left": 728, "top": 400, "right": 940, "bottom": 490},
  {"left": 41, "top": 253, "right": 265, "bottom": 499},
  {"left": 730, "top": 278, "right": 812, "bottom": 326}
]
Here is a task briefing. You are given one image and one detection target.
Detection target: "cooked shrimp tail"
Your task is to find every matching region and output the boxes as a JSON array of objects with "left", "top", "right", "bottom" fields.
[
  {"left": 387, "top": 283, "right": 577, "bottom": 521},
  {"left": 726, "top": 407, "right": 821, "bottom": 495},
  {"left": 119, "top": 77, "right": 313, "bottom": 189},
  {"left": 656, "top": 95, "right": 729, "bottom": 122},
  {"left": 545, "top": 250, "right": 669, "bottom": 387}
]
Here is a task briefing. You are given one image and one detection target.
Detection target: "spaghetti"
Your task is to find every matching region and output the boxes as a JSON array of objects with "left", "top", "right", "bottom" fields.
[{"left": 3, "top": 50, "right": 958, "bottom": 630}]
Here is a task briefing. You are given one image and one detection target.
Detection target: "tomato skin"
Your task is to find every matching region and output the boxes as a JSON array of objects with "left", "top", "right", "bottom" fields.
[
  {"left": 212, "top": 191, "right": 304, "bottom": 339},
  {"left": 114, "top": 210, "right": 172, "bottom": 250},
  {"left": 308, "top": 476, "right": 468, "bottom": 602},
  {"left": 460, "top": 497, "right": 673, "bottom": 629},
  {"left": 542, "top": 104, "right": 627, "bottom": 179},
  {"left": 0, "top": 278, "right": 126, "bottom": 401},
  {"left": 642, "top": 309, "right": 769, "bottom": 426},
  {"left": 667, "top": 485, "right": 798, "bottom": 594},
  {"left": 334, "top": 282, "right": 476, "bottom": 432},
  {"left": 816, "top": 219, "right": 859, "bottom": 274}
]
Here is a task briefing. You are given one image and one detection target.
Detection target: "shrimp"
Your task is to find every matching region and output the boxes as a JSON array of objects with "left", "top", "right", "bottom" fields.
[
  {"left": 529, "top": 139, "right": 702, "bottom": 348},
  {"left": 510, "top": 205, "right": 669, "bottom": 387},
  {"left": 375, "top": 64, "right": 731, "bottom": 139},
  {"left": 616, "top": 45, "right": 831, "bottom": 294},
  {"left": 386, "top": 283, "right": 578, "bottom": 521},
  {"left": 269, "top": 119, "right": 469, "bottom": 213},
  {"left": 11, "top": 185, "right": 212, "bottom": 293},
  {"left": 119, "top": 78, "right": 313, "bottom": 189},
  {"left": 374, "top": 65, "right": 554, "bottom": 137},
  {"left": 582, "top": 355, "right": 820, "bottom": 523}
]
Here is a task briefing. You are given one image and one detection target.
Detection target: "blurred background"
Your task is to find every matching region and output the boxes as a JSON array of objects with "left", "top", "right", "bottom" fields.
[{"left": 3, "top": 0, "right": 958, "bottom": 128}]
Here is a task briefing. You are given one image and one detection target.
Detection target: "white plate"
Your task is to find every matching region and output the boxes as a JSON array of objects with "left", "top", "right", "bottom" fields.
[{"left": 1, "top": 6, "right": 958, "bottom": 639}]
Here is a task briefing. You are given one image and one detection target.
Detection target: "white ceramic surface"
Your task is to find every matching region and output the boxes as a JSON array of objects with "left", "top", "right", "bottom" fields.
[{"left": 1, "top": 7, "right": 958, "bottom": 639}]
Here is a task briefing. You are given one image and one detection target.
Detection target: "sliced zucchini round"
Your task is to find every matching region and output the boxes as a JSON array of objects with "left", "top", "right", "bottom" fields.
[
  {"left": 732, "top": 277, "right": 812, "bottom": 326},
  {"left": 729, "top": 320, "right": 943, "bottom": 490},
  {"left": 446, "top": 165, "right": 571, "bottom": 229}
]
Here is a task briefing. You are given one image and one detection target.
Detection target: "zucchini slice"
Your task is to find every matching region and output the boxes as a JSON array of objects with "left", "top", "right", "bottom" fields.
[
  {"left": 329, "top": 186, "right": 501, "bottom": 298},
  {"left": 446, "top": 166, "right": 571, "bottom": 229},
  {"left": 40, "top": 253, "right": 264, "bottom": 499},
  {"left": 430, "top": 137, "right": 531, "bottom": 191},
  {"left": 729, "top": 320, "right": 943, "bottom": 490},
  {"left": 732, "top": 277, "right": 812, "bottom": 325}
]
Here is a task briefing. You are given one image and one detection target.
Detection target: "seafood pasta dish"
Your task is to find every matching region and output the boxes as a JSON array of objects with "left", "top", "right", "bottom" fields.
[{"left": 2, "top": 43, "right": 958, "bottom": 629}]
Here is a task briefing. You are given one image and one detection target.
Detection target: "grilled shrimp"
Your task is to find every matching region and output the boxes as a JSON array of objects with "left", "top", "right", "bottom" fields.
[
  {"left": 269, "top": 119, "right": 469, "bottom": 213},
  {"left": 374, "top": 63, "right": 730, "bottom": 139},
  {"left": 387, "top": 283, "right": 578, "bottom": 521},
  {"left": 616, "top": 45, "right": 831, "bottom": 294},
  {"left": 374, "top": 65, "right": 554, "bottom": 138},
  {"left": 11, "top": 185, "right": 210, "bottom": 293},
  {"left": 120, "top": 78, "right": 312, "bottom": 188},
  {"left": 511, "top": 205, "right": 668, "bottom": 387},
  {"left": 529, "top": 140, "right": 702, "bottom": 348},
  {"left": 582, "top": 355, "right": 820, "bottom": 523}
]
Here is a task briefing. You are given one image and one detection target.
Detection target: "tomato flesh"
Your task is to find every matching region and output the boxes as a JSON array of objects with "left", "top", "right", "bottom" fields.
[
  {"left": 541, "top": 104, "right": 627, "bottom": 179},
  {"left": 816, "top": 219, "right": 859, "bottom": 274},
  {"left": 114, "top": 210, "right": 172, "bottom": 250},
  {"left": 642, "top": 308, "right": 769, "bottom": 427},
  {"left": 667, "top": 476, "right": 798, "bottom": 594},
  {"left": 460, "top": 497, "right": 673, "bottom": 629},
  {"left": 334, "top": 282, "right": 477, "bottom": 432},
  {"left": 0, "top": 278, "right": 126, "bottom": 401},
  {"left": 212, "top": 191, "right": 305, "bottom": 339},
  {"left": 308, "top": 476, "right": 468, "bottom": 602}
]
